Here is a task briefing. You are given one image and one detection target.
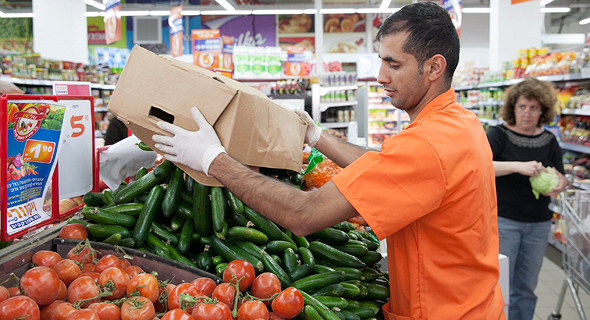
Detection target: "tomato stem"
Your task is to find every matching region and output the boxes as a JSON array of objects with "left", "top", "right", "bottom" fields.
[
  {"left": 114, "top": 245, "right": 134, "bottom": 260},
  {"left": 0, "top": 273, "right": 24, "bottom": 296},
  {"left": 72, "top": 287, "right": 113, "bottom": 309},
  {"left": 178, "top": 293, "right": 210, "bottom": 311},
  {"left": 225, "top": 267, "right": 244, "bottom": 318}
]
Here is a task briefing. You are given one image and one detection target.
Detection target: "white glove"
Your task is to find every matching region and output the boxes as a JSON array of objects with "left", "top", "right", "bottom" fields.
[
  {"left": 294, "top": 109, "right": 322, "bottom": 147},
  {"left": 152, "top": 107, "right": 226, "bottom": 176}
]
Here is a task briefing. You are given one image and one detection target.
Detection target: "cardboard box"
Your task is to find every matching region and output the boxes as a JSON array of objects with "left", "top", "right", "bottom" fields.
[{"left": 108, "top": 45, "right": 306, "bottom": 186}]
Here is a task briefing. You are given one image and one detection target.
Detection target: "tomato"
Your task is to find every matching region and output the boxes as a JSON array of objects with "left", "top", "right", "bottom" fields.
[
  {"left": 271, "top": 287, "right": 303, "bottom": 319},
  {"left": 94, "top": 254, "right": 122, "bottom": 274},
  {"left": 237, "top": 300, "right": 269, "bottom": 320},
  {"left": 124, "top": 265, "right": 144, "bottom": 279},
  {"left": 67, "top": 246, "right": 96, "bottom": 266},
  {"left": 80, "top": 271, "right": 100, "bottom": 283},
  {"left": 0, "top": 296, "right": 40, "bottom": 320},
  {"left": 58, "top": 224, "right": 88, "bottom": 241},
  {"left": 65, "top": 309, "right": 100, "bottom": 320},
  {"left": 162, "top": 309, "right": 196, "bottom": 320},
  {"left": 121, "top": 296, "right": 155, "bottom": 320},
  {"left": 250, "top": 273, "right": 281, "bottom": 306},
  {"left": 223, "top": 260, "right": 255, "bottom": 292},
  {"left": 192, "top": 301, "right": 232, "bottom": 320},
  {"left": 154, "top": 283, "right": 176, "bottom": 312},
  {"left": 168, "top": 283, "right": 203, "bottom": 313},
  {"left": 119, "top": 258, "right": 131, "bottom": 269},
  {"left": 40, "top": 300, "right": 64, "bottom": 320},
  {"left": 97, "top": 267, "right": 130, "bottom": 300},
  {"left": 127, "top": 273, "right": 158, "bottom": 303},
  {"left": 53, "top": 259, "right": 82, "bottom": 286},
  {"left": 81, "top": 263, "right": 95, "bottom": 273},
  {"left": 8, "top": 286, "right": 22, "bottom": 297},
  {"left": 88, "top": 302, "right": 121, "bottom": 320},
  {"left": 211, "top": 283, "right": 236, "bottom": 310},
  {"left": 268, "top": 312, "right": 285, "bottom": 320},
  {"left": 49, "top": 301, "right": 76, "bottom": 320},
  {"left": 67, "top": 276, "right": 100, "bottom": 308},
  {"left": 32, "top": 251, "right": 62, "bottom": 269},
  {"left": 0, "top": 286, "right": 9, "bottom": 303},
  {"left": 21, "top": 266, "right": 61, "bottom": 306},
  {"left": 190, "top": 278, "right": 217, "bottom": 296},
  {"left": 56, "top": 281, "right": 67, "bottom": 301}
]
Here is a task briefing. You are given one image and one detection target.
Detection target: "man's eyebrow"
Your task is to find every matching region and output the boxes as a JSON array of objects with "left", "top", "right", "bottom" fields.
[{"left": 378, "top": 54, "right": 398, "bottom": 63}]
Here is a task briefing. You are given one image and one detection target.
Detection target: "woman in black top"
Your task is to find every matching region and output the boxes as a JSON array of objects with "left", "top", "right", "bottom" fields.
[{"left": 487, "top": 77, "right": 568, "bottom": 320}]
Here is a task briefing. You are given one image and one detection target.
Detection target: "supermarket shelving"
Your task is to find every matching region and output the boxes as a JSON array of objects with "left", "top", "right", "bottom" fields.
[
  {"left": 560, "top": 142, "right": 590, "bottom": 154},
  {"left": 454, "top": 73, "right": 590, "bottom": 91},
  {"left": 561, "top": 108, "right": 590, "bottom": 116},
  {"left": 319, "top": 100, "right": 358, "bottom": 112},
  {"left": 321, "top": 122, "right": 356, "bottom": 129},
  {"left": 311, "top": 83, "right": 359, "bottom": 141}
]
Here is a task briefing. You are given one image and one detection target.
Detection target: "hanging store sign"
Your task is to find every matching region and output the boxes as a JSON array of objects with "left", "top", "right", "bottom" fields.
[
  {"left": 103, "top": 0, "right": 122, "bottom": 45},
  {"left": 169, "top": 6, "right": 184, "bottom": 58},
  {"left": 192, "top": 29, "right": 221, "bottom": 70},
  {"left": 442, "top": 0, "right": 462, "bottom": 37}
]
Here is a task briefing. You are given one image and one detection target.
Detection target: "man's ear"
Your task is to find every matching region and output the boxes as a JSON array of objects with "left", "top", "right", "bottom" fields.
[{"left": 425, "top": 54, "right": 447, "bottom": 82}]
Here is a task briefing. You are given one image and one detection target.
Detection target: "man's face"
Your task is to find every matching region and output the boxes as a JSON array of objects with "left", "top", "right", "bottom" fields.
[{"left": 377, "top": 32, "right": 429, "bottom": 112}]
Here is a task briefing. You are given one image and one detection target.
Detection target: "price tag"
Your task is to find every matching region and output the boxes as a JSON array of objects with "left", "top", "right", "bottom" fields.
[{"left": 22, "top": 140, "right": 56, "bottom": 164}]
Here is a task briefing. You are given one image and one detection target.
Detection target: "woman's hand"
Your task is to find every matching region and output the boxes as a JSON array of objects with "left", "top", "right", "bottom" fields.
[
  {"left": 544, "top": 167, "right": 569, "bottom": 197},
  {"left": 517, "top": 161, "right": 544, "bottom": 177}
]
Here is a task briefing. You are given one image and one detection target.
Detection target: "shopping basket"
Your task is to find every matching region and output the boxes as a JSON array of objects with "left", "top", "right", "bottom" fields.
[{"left": 549, "top": 189, "right": 590, "bottom": 320}]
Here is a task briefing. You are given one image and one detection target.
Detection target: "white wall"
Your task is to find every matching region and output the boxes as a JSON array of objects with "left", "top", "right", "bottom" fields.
[{"left": 460, "top": 12, "right": 490, "bottom": 68}]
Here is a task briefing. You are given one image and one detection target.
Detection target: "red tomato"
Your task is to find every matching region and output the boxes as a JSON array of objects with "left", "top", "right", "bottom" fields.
[
  {"left": 162, "top": 309, "right": 196, "bottom": 320},
  {"left": 268, "top": 312, "right": 285, "bottom": 320},
  {"left": 40, "top": 300, "right": 64, "bottom": 320},
  {"left": 8, "top": 286, "right": 22, "bottom": 297},
  {"left": 65, "top": 309, "right": 100, "bottom": 320},
  {"left": 119, "top": 258, "right": 131, "bottom": 269},
  {"left": 250, "top": 273, "right": 281, "bottom": 306},
  {"left": 223, "top": 260, "right": 255, "bottom": 291},
  {"left": 80, "top": 271, "right": 100, "bottom": 283},
  {"left": 56, "top": 280, "right": 67, "bottom": 301},
  {"left": 211, "top": 283, "right": 237, "bottom": 310},
  {"left": 237, "top": 300, "right": 269, "bottom": 320},
  {"left": 192, "top": 301, "right": 232, "bottom": 320},
  {"left": 94, "top": 255, "right": 122, "bottom": 274},
  {"left": 67, "top": 276, "right": 100, "bottom": 308},
  {"left": 190, "top": 278, "right": 217, "bottom": 296},
  {"left": 121, "top": 296, "right": 155, "bottom": 320},
  {"left": 168, "top": 283, "right": 203, "bottom": 313},
  {"left": 49, "top": 301, "right": 76, "bottom": 320},
  {"left": 0, "top": 296, "right": 40, "bottom": 320},
  {"left": 80, "top": 263, "right": 95, "bottom": 274},
  {"left": 21, "top": 266, "right": 61, "bottom": 306},
  {"left": 32, "top": 251, "right": 62, "bottom": 269},
  {"left": 154, "top": 283, "right": 176, "bottom": 312},
  {"left": 0, "top": 286, "right": 9, "bottom": 303},
  {"left": 88, "top": 302, "right": 121, "bottom": 320},
  {"left": 97, "top": 267, "right": 130, "bottom": 300},
  {"left": 127, "top": 273, "right": 158, "bottom": 303},
  {"left": 124, "top": 265, "right": 144, "bottom": 279},
  {"left": 271, "top": 287, "right": 304, "bottom": 319},
  {"left": 53, "top": 259, "right": 82, "bottom": 286},
  {"left": 58, "top": 224, "right": 88, "bottom": 241},
  {"left": 67, "top": 246, "right": 96, "bottom": 266}
]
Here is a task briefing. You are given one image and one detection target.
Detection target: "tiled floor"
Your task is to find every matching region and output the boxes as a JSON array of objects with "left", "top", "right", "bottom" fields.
[{"left": 534, "top": 256, "right": 590, "bottom": 320}]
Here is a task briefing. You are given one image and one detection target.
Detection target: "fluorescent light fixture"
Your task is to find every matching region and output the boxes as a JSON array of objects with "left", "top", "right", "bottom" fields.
[
  {"left": 580, "top": 17, "right": 590, "bottom": 25},
  {"left": 540, "top": 0, "right": 554, "bottom": 6},
  {"left": 320, "top": 8, "right": 356, "bottom": 14},
  {"left": 214, "top": 0, "right": 235, "bottom": 11},
  {"left": 462, "top": 8, "right": 491, "bottom": 13},
  {"left": 540, "top": 7, "right": 570, "bottom": 13},
  {"left": 252, "top": 9, "right": 304, "bottom": 15},
  {"left": 149, "top": 10, "right": 171, "bottom": 16},
  {"left": 303, "top": 9, "right": 317, "bottom": 14},
  {"left": 84, "top": 0, "right": 105, "bottom": 10},
  {"left": 356, "top": 8, "right": 399, "bottom": 13},
  {"left": 380, "top": 0, "right": 392, "bottom": 9},
  {"left": 0, "top": 13, "right": 34, "bottom": 18},
  {"left": 119, "top": 11, "right": 149, "bottom": 16},
  {"left": 200, "top": 10, "right": 251, "bottom": 15},
  {"left": 181, "top": 10, "right": 200, "bottom": 16},
  {"left": 85, "top": 11, "right": 106, "bottom": 17}
]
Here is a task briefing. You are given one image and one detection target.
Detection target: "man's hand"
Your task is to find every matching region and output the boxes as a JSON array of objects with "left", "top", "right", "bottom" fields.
[
  {"left": 152, "top": 107, "right": 226, "bottom": 176},
  {"left": 294, "top": 109, "right": 322, "bottom": 147}
]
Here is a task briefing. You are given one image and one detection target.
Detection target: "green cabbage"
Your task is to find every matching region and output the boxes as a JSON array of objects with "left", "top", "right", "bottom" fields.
[{"left": 529, "top": 163, "right": 559, "bottom": 199}]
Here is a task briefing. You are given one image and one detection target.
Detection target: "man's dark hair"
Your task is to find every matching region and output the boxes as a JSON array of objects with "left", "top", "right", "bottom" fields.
[{"left": 376, "top": 1, "right": 460, "bottom": 87}]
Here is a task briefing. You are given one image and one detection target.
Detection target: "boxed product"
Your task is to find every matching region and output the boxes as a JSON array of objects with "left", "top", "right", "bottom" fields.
[{"left": 108, "top": 45, "right": 307, "bottom": 186}]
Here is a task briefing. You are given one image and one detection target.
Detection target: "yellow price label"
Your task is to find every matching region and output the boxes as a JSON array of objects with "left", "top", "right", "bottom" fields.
[{"left": 22, "top": 140, "right": 55, "bottom": 164}]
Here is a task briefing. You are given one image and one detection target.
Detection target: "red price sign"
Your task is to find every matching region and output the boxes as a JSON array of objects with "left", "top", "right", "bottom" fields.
[{"left": 22, "top": 140, "right": 56, "bottom": 164}]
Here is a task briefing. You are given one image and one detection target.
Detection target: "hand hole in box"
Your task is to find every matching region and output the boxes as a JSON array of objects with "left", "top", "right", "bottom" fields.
[{"left": 149, "top": 106, "right": 175, "bottom": 124}]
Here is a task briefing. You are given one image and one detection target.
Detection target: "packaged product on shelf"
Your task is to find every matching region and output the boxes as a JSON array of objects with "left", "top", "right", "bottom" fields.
[
  {"left": 233, "top": 46, "right": 253, "bottom": 79},
  {"left": 265, "top": 46, "right": 282, "bottom": 78}
]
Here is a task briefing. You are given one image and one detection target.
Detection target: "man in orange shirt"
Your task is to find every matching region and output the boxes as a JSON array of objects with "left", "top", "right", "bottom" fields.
[{"left": 153, "top": 2, "right": 506, "bottom": 319}]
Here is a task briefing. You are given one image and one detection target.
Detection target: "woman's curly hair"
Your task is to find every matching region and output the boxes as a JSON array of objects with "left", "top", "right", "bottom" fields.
[{"left": 500, "top": 77, "right": 558, "bottom": 127}]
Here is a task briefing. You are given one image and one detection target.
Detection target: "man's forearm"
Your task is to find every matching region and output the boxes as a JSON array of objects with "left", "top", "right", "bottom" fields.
[{"left": 314, "top": 131, "right": 369, "bottom": 168}]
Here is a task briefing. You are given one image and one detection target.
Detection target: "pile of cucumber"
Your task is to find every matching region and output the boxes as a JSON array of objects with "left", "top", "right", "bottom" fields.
[{"left": 74, "top": 160, "right": 390, "bottom": 320}]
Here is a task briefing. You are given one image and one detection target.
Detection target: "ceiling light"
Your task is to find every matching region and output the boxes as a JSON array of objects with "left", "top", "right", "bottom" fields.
[
  {"left": 356, "top": 8, "right": 399, "bottom": 13},
  {"left": 181, "top": 10, "right": 200, "bottom": 16},
  {"left": 462, "top": 8, "right": 491, "bottom": 13},
  {"left": 84, "top": 0, "right": 105, "bottom": 10},
  {"left": 540, "top": 0, "right": 554, "bottom": 6},
  {"left": 380, "top": 0, "right": 392, "bottom": 10},
  {"left": 540, "top": 7, "right": 570, "bottom": 13},
  {"left": 214, "top": 0, "right": 235, "bottom": 11},
  {"left": 252, "top": 9, "right": 304, "bottom": 15},
  {"left": 303, "top": 9, "right": 317, "bottom": 14},
  {"left": 320, "top": 8, "right": 356, "bottom": 14},
  {"left": 119, "top": 11, "right": 149, "bottom": 16},
  {"left": 580, "top": 17, "right": 590, "bottom": 25},
  {"left": 200, "top": 10, "right": 251, "bottom": 15},
  {"left": 149, "top": 10, "right": 170, "bottom": 16},
  {"left": 0, "top": 13, "right": 34, "bottom": 18}
]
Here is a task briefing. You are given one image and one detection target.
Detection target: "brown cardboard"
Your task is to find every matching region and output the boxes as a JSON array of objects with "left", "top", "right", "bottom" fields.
[{"left": 108, "top": 45, "right": 306, "bottom": 186}]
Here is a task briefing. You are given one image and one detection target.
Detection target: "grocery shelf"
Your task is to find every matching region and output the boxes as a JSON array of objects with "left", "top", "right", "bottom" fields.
[
  {"left": 368, "top": 119, "right": 396, "bottom": 122},
  {"left": 4, "top": 77, "right": 116, "bottom": 90},
  {"left": 318, "top": 85, "right": 358, "bottom": 96},
  {"left": 319, "top": 100, "right": 358, "bottom": 111},
  {"left": 560, "top": 142, "right": 590, "bottom": 154},
  {"left": 368, "top": 129, "right": 396, "bottom": 134},
  {"left": 561, "top": 108, "right": 590, "bottom": 116},
  {"left": 478, "top": 118, "right": 500, "bottom": 125},
  {"left": 476, "top": 101, "right": 504, "bottom": 106},
  {"left": 573, "top": 181, "right": 590, "bottom": 191},
  {"left": 368, "top": 92, "right": 387, "bottom": 98},
  {"left": 548, "top": 236, "right": 565, "bottom": 253},
  {"left": 453, "top": 73, "right": 590, "bottom": 91},
  {"left": 548, "top": 202, "right": 561, "bottom": 214},
  {"left": 94, "top": 107, "right": 108, "bottom": 112},
  {"left": 321, "top": 122, "right": 355, "bottom": 129},
  {"left": 369, "top": 105, "right": 396, "bottom": 110}
]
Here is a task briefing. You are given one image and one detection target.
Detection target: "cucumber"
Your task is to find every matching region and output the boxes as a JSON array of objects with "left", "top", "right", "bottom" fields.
[
  {"left": 83, "top": 191, "right": 104, "bottom": 206},
  {"left": 114, "top": 160, "right": 174, "bottom": 204},
  {"left": 282, "top": 248, "right": 298, "bottom": 274},
  {"left": 340, "top": 310, "right": 361, "bottom": 320},
  {"left": 260, "top": 250, "right": 290, "bottom": 289},
  {"left": 180, "top": 191, "right": 193, "bottom": 205},
  {"left": 332, "top": 267, "right": 363, "bottom": 281},
  {"left": 304, "top": 305, "right": 323, "bottom": 320},
  {"left": 288, "top": 264, "right": 312, "bottom": 282},
  {"left": 195, "top": 251, "right": 214, "bottom": 272},
  {"left": 210, "top": 187, "right": 227, "bottom": 234},
  {"left": 175, "top": 202, "right": 193, "bottom": 220},
  {"left": 311, "top": 284, "right": 344, "bottom": 297},
  {"left": 346, "top": 240, "right": 368, "bottom": 247},
  {"left": 349, "top": 230, "right": 369, "bottom": 239},
  {"left": 309, "top": 241, "right": 366, "bottom": 269},
  {"left": 281, "top": 232, "right": 298, "bottom": 249},
  {"left": 355, "top": 285, "right": 368, "bottom": 300},
  {"left": 102, "top": 233, "right": 122, "bottom": 245},
  {"left": 310, "top": 228, "right": 350, "bottom": 246},
  {"left": 333, "top": 221, "right": 355, "bottom": 232},
  {"left": 107, "top": 203, "right": 144, "bottom": 216},
  {"left": 344, "top": 307, "right": 374, "bottom": 319},
  {"left": 135, "top": 167, "right": 148, "bottom": 180},
  {"left": 293, "top": 235, "right": 310, "bottom": 248},
  {"left": 133, "top": 184, "right": 165, "bottom": 248},
  {"left": 138, "top": 247, "right": 150, "bottom": 253},
  {"left": 226, "top": 226, "right": 268, "bottom": 245},
  {"left": 243, "top": 206, "right": 283, "bottom": 241},
  {"left": 358, "top": 251, "right": 383, "bottom": 266},
  {"left": 299, "top": 290, "right": 341, "bottom": 320},
  {"left": 224, "top": 188, "right": 244, "bottom": 215},
  {"left": 67, "top": 219, "right": 90, "bottom": 227},
  {"left": 266, "top": 240, "right": 298, "bottom": 255},
  {"left": 151, "top": 246, "right": 172, "bottom": 259},
  {"left": 312, "top": 265, "right": 336, "bottom": 274},
  {"left": 347, "top": 232, "right": 359, "bottom": 241},
  {"left": 215, "top": 263, "right": 228, "bottom": 277},
  {"left": 343, "top": 280, "right": 361, "bottom": 288},
  {"left": 361, "top": 238, "right": 379, "bottom": 251},
  {"left": 212, "top": 255, "right": 223, "bottom": 265},
  {"left": 227, "top": 211, "right": 250, "bottom": 227},
  {"left": 314, "top": 296, "right": 348, "bottom": 309},
  {"left": 291, "top": 271, "right": 346, "bottom": 292},
  {"left": 340, "top": 282, "right": 360, "bottom": 298},
  {"left": 119, "top": 238, "right": 136, "bottom": 248},
  {"left": 362, "top": 282, "right": 390, "bottom": 300},
  {"left": 361, "top": 268, "right": 380, "bottom": 283},
  {"left": 345, "top": 299, "right": 360, "bottom": 309},
  {"left": 299, "top": 247, "right": 315, "bottom": 268},
  {"left": 135, "top": 192, "right": 149, "bottom": 203},
  {"left": 112, "top": 181, "right": 128, "bottom": 199},
  {"left": 87, "top": 224, "right": 131, "bottom": 240},
  {"left": 272, "top": 255, "right": 282, "bottom": 265},
  {"left": 170, "top": 215, "right": 184, "bottom": 232},
  {"left": 146, "top": 233, "right": 168, "bottom": 250},
  {"left": 191, "top": 232, "right": 201, "bottom": 246},
  {"left": 199, "top": 237, "right": 211, "bottom": 246},
  {"left": 137, "top": 141, "right": 152, "bottom": 151},
  {"left": 358, "top": 302, "right": 379, "bottom": 316},
  {"left": 210, "top": 236, "right": 264, "bottom": 272},
  {"left": 193, "top": 183, "right": 212, "bottom": 237},
  {"left": 82, "top": 206, "right": 137, "bottom": 228},
  {"left": 234, "top": 241, "right": 263, "bottom": 260},
  {"left": 162, "top": 167, "right": 183, "bottom": 218},
  {"left": 165, "top": 243, "right": 198, "bottom": 268},
  {"left": 185, "top": 175, "right": 196, "bottom": 193},
  {"left": 178, "top": 219, "right": 194, "bottom": 255},
  {"left": 290, "top": 174, "right": 303, "bottom": 186},
  {"left": 102, "top": 189, "right": 114, "bottom": 206},
  {"left": 151, "top": 221, "right": 179, "bottom": 247},
  {"left": 214, "top": 221, "right": 228, "bottom": 240},
  {"left": 334, "top": 311, "right": 347, "bottom": 320}
]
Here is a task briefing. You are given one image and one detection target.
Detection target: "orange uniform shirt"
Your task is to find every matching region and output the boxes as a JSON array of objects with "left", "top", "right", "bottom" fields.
[{"left": 332, "top": 89, "right": 506, "bottom": 320}]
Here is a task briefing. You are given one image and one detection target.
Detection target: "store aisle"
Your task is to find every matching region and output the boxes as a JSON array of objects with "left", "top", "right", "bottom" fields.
[{"left": 534, "top": 257, "right": 590, "bottom": 319}]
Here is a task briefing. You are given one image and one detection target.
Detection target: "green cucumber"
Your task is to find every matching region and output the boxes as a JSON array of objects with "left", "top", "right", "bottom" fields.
[
  {"left": 291, "top": 271, "right": 346, "bottom": 292},
  {"left": 151, "top": 221, "right": 179, "bottom": 247},
  {"left": 334, "top": 311, "right": 347, "bottom": 320},
  {"left": 362, "top": 282, "right": 390, "bottom": 300},
  {"left": 67, "top": 219, "right": 90, "bottom": 227},
  {"left": 193, "top": 183, "right": 212, "bottom": 237},
  {"left": 332, "top": 267, "right": 363, "bottom": 281},
  {"left": 214, "top": 221, "right": 228, "bottom": 240},
  {"left": 266, "top": 240, "right": 298, "bottom": 255},
  {"left": 340, "top": 282, "right": 360, "bottom": 298},
  {"left": 170, "top": 215, "right": 184, "bottom": 232},
  {"left": 133, "top": 184, "right": 165, "bottom": 248},
  {"left": 227, "top": 211, "right": 250, "bottom": 227},
  {"left": 175, "top": 202, "right": 193, "bottom": 220},
  {"left": 162, "top": 167, "right": 183, "bottom": 218},
  {"left": 82, "top": 206, "right": 137, "bottom": 228},
  {"left": 119, "top": 238, "right": 136, "bottom": 248},
  {"left": 112, "top": 181, "right": 128, "bottom": 199},
  {"left": 185, "top": 175, "right": 196, "bottom": 193},
  {"left": 210, "top": 187, "right": 227, "bottom": 234},
  {"left": 272, "top": 255, "right": 282, "bottom": 265},
  {"left": 361, "top": 238, "right": 379, "bottom": 251},
  {"left": 349, "top": 230, "right": 369, "bottom": 239},
  {"left": 87, "top": 224, "right": 130, "bottom": 240},
  {"left": 340, "top": 310, "right": 361, "bottom": 320},
  {"left": 195, "top": 251, "right": 214, "bottom": 272},
  {"left": 289, "top": 264, "right": 312, "bottom": 282},
  {"left": 260, "top": 250, "right": 290, "bottom": 289},
  {"left": 137, "top": 141, "right": 152, "bottom": 151},
  {"left": 293, "top": 234, "right": 310, "bottom": 248},
  {"left": 290, "top": 174, "right": 303, "bottom": 186},
  {"left": 234, "top": 240, "right": 263, "bottom": 260},
  {"left": 224, "top": 188, "right": 244, "bottom": 215},
  {"left": 106, "top": 203, "right": 144, "bottom": 216},
  {"left": 358, "top": 251, "right": 383, "bottom": 266},
  {"left": 191, "top": 232, "right": 201, "bottom": 246},
  {"left": 134, "top": 192, "right": 149, "bottom": 203},
  {"left": 114, "top": 160, "right": 174, "bottom": 204},
  {"left": 311, "top": 284, "right": 344, "bottom": 297},
  {"left": 312, "top": 264, "right": 336, "bottom": 274},
  {"left": 344, "top": 307, "right": 374, "bottom": 319},
  {"left": 360, "top": 268, "right": 380, "bottom": 283},
  {"left": 102, "top": 189, "right": 114, "bottom": 206},
  {"left": 151, "top": 246, "right": 172, "bottom": 259},
  {"left": 180, "top": 191, "right": 193, "bottom": 205},
  {"left": 299, "top": 290, "right": 341, "bottom": 320},
  {"left": 215, "top": 263, "right": 228, "bottom": 277},
  {"left": 333, "top": 221, "right": 355, "bottom": 232},
  {"left": 199, "top": 237, "right": 211, "bottom": 246},
  {"left": 226, "top": 226, "right": 268, "bottom": 245},
  {"left": 210, "top": 236, "right": 264, "bottom": 272},
  {"left": 355, "top": 285, "right": 368, "bottom": 300},
  {"left": 309, "top": 241, "right": 366, "bottom": 269},
  {"left": 178, "top": 219, "right": 194, "bottom": 254},
  {"left": 310, "top": 228, "right": 350, "bottom": 246},
  {"left": 165, "top": 243, "right": 198, "bottom": 268},
  {"left": 102, "top": 233, "right": 122, "bottom": 245},
  {"left": 304, "top": 305, "right": 323, "bottom": 320},
  {"left": 358, "top": 302, "right": 379, "bottom": 316},
  {"left": 299, "top": 247, "right": 315, "bottom": 268},
  {"left": 345, "top": 299, "right": 360, "bottom": 309},
  {"left": 282, "top": 248, "right": 298, "bottom": 274},
  {"left": 314, "top": 296, "right": 348, "bottom": 309},
  {"left": 243, "top": 206, "right": 283, "bottom": 241},
  {"left": 135, "top": 167, "right": 148, "bottom": 180},
  {"left": 138, "top": 247, "right": 150, "bottom": 253},
  {"left": 146, "top": 233, "right": 168, "bottom": 250},
  {"left": 82, "top": 191, "right": 104, "bottom": 206}
]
